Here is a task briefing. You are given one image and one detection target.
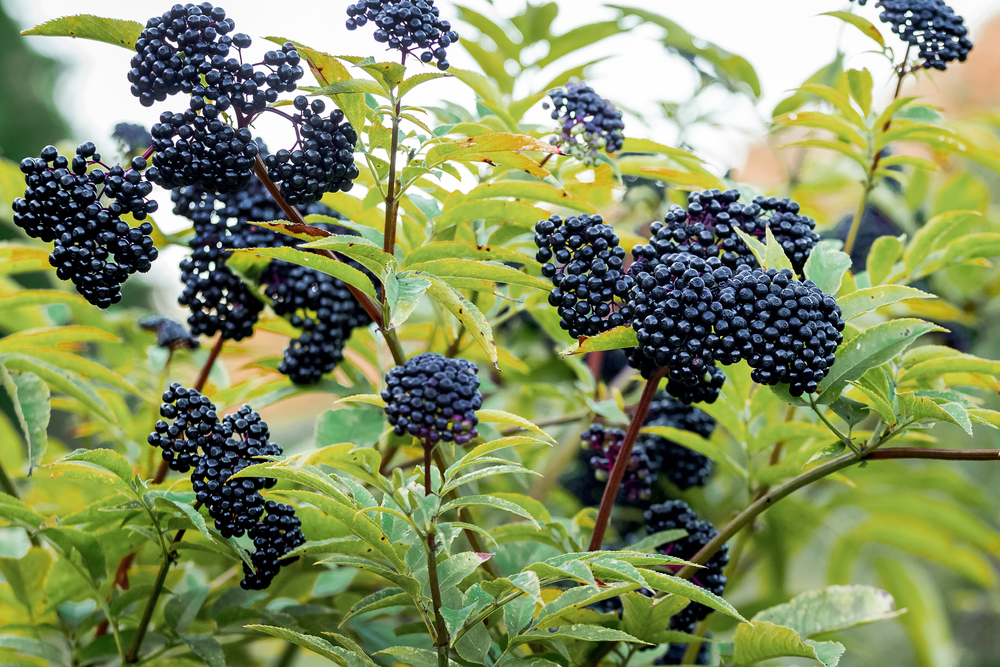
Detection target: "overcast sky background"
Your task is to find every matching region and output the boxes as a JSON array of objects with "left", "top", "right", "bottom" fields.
[{"left": 4, "top": 0, "right": 997, "bottom": 308}]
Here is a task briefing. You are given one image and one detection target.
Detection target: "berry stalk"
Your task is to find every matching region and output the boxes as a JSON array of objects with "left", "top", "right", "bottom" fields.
[
  {"left": 588, "top": 365, "right": 668, "bottom": 551},
  {"left": 383, "top": 99, "right": 401, "bottom": 256}
]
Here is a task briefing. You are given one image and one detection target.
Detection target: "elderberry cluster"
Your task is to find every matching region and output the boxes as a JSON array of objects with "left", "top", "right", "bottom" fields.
[
  {"left": 146, "top": 386, "right": 305, "bottom": 590},
  {"left": 345, "top": 0, "right": 459, "bottom": 70},
  {"left": 544, "top": 83, "right": 625, "bottom": 166},
  {"left": 140, "top": 315, "right": 200, "bottom": 350},
  {"left": 641, "top": 393, "right": 716, "bottom": 490},
  {"left": 856, "top": 0, "right": 972, "bottom": 70},
  {"left": 263, "top": 262, "right": 372, "bottom": 384},
  {"left": 645, "top": 501, "right": 728, "bottom": 661},
  {"left": 535, "top": 213, "right": 634, "bottom": 339},
  {"left": 717, "top": 267, "right": 845, "bottom": 396},
  {"left": 12, "top": 144, "right": 159, "bottom": 308},
  {"left": 382, "top": 354, "right": 482, "bottom": 445},
  {"left": 261, "top": 96, "right": 359, "bottom": 205},
  {"left": 581, "top": 424, "right": 654, "bottom": 503}
]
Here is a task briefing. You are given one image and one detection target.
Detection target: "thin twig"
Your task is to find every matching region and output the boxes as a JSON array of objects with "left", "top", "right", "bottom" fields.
[{"left": 867, "top": 447, "right": 1000, "bottom": 461}]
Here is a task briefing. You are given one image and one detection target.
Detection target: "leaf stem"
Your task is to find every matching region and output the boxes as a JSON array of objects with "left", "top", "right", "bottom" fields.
[
  {"left": 867, "top": 447, "right": 1000, "bottom": 461},
  {"left": 844, "top": 42, "right": 912, "bottom": 256},
  {"left": 384, "top": 99, "right": 401, "bottom": 256},
  {"left": 588, "top": 366, "right": 668, "bottom": 550},
  {"left": 808, "top": 396, "right": 858, "bottom": 455},
  {"left": 424, "top": 492, "right": 450, "bottom": 666}
]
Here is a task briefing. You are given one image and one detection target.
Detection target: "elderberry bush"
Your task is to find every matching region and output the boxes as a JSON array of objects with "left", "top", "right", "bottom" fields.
[
  {"left": 645, "top": 500, "right": 729, "bottom": 663},
  {"left": 544, "top": 82, "right": 625, "bottom": 166},
  {"left": 382, "top": 353, "right": 482, "bottom": 444},
  {"left": 12, "top": 144, "right": 159, "bottom": 308},
  {"left": 856, "top": 0, "right": 973, "bottom": 70},
  {"left": 641, "top": 392, "right": 716, "bottom": 490},
  {"left": 582, "top": 423, "right": 654, "bottom": 503},
  {"left": 535, "top": 213, "right": 634, "bottom": 338},
  {"left": 345, "top": 0, "right": 459, "bottom": 70}
]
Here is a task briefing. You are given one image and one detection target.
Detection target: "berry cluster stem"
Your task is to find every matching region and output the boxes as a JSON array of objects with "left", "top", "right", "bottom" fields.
[
  {"left": 844, "top": 43, "right": 912, "bottom": 256},
  {"left": 424, "top": 446, "right": 450, "bottom": 667},
  {"left": 383, "top": 100, "right": 401, "bottom": 256},
  {"left": 588, "top": 366, "right": 668, "bottom": 551}
]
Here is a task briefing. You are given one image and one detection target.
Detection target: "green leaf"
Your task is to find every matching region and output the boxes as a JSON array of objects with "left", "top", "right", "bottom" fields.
[
  {"left": 897, "top": 393, "right": 972, "bottom": 434},
  {"left": 399, "top": 72, "right": 452, "bottom": 97},
  {"left": 621, "top": 592, "right": 690, "bottom": 643},
  {"left": 358, "top": 61, "right": 406, "bottom": 91},
  {"left": 41, "top": 526, "right": 106, "bottom": 581},
  {"left": 248, "top": 626, "right": 347, "bottom": 664},
  {"left": 384, "top": 272, "right": 431, "bottom": 330},
  {"left": 0, "top": 493, "right": 45, "bottom": 528},
  {"left": 476, "top": 409, "right": 556, "bottom": 443},
  {"left": 764, "top": 227, "right": 794, "bottom": 272},
  {"left": 341, "top": 587, "right": 410, "bottom": 625},
  {"left": 437, "top": 552, "right": 493, "bottom": 591},
  {"left": 406, "top": 259, "right": 551, "bottom": 291},
  {"left": 316, "top": 409, "right": 386, "bottom": 450},
  {"left": 820, "top": 11, "right": 885, "bottom": 48},
  {"left": 425, "top": 132, "right": 558, "bottom": 169},
  {"left": 804, "top": 241, "right": 853, "bottom": 294},
  {"left": 733, "top": 621, "right": 841, "bottom": 666},
  {"left": 816, "top": 319, "right": 944, "bottom": 404},
  {"left": 837, "top": 285, "right": 935, "bottom": 321},
  {"left": 515, "top": 624, "right": 650, "bottom": 646},
  {"left": 58, "top": 449, "right": 139, "bottom": 494},
  {"left": 231, "top": 247, "right": 378, "bottom": 300},
  {"left": 299, "top": 234, "right": 396, "bottom": 274},
  {"left": 152, "top": 494, "right": 214, "bottom": 544},
  {"left": 753, "top": 585, "right": 900, "bottom": 638},
  {"left": 849, "top": 382, "right": 896, "bottom": 424},
  {"left": 0, "top": 368, "right": 49, "bottom": 474},
  {"left": 0, "top": 548, "right": 51, "bottom": 616},
  {"left": 403, "top": 242, "right": 534, "bottom": 268},
  {"left": 313, "top": 79, "right": 385, "bottom": 97},
  {"left": 904, "top": 211, "right": 981, "bottom": 272},
  {"left": 639, "top": 569, "right": 747, "bottom": 621},
  {"left": 0, "top": 353, "right": 116, "bottom": 425},
  {"left": 440, "top": 495, "right": 541, "bottom": 527},
  {"left": 901, "top": 354, "right": 1000, "bottom": 384},
  {"left": 845, "top": 69, "right": 873, "bottom": 116},
  {"left": 22, "top": 14, "right": 143, "bottom": 50},
  {"left": 867, "top": 235, "right": 905, "bottom": 285},
  {"left": 503, "top": 595, "right": 535, "bottom": 635},
  {"left": 422, "top": 274, "right": 498, "bottom": 368},
  {"left": 731, "top": 227, "right": 769, "bottom": 269},
  {"left": 560, "top": 326, "right": 638, "bottom": 356},
  {"left": 376, "top": 646, "right": 437, "bottom": 667}
]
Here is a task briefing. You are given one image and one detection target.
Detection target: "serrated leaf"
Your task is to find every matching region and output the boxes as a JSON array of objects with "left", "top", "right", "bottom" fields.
[
  {"left": 384, "top": 272, "right": 431, "bottom": 330},
  {"left": 764, "top": 227, "right": 794, "bottom": 272},
  {"left": 0, "top": 353, "right": 116, "bottom": 425},
  {"left": 425, "top": 133, "right": 558, "bottom": 169},
  {"left": 867, "top": 236, "right": 905, "bottom": 286},
  {"left": 231, "top": 247, "right": 378, "bottom": 300},
  {"left": 560, "top": 326, "right": 638, "bottom": 356},
  {"left": 22, "top": 14, "right": 142, "bottom": 50},
  {"left": 732, "top": 227, "right": 769, "bottom": 268},
  {"left": 816, "top": 319, "right": 944, "bottom": 404},
  {"left": 341, "top": 587, "right": 410, "bottom": 625},
  {"left": 639, "top": 569, "right": 746, "bottom": 621},
  {"left": 837, "top": 285, "right": 935, "bottom": 321},
  {"left": 407, "top": 259, "right": 551, "bottom": 291},
  {"left": 897, "top": 393, "right": 972, "bottom": 434},
  {"left": 733, "top": 621, "right": 833, "bottom": 666},
  {"left": 821, "top": 11, "right": 885, "bottom": 48},
  {"left": 849, "top": 382, "right": 896, "bottom": 424},
  {"left": 376, "top": 646, "right": 437, "bottom": 667},
  {"left": 622, "top": 592, "right": 690, "bottom": 643},
  {"left": 422, "top": 274, "right": 498, "bottom": 368},
  {"left": 804, "top": 241, "right": 853, "bottom": 294},
  {"left": 441, "top": 495, "right": 540, "bottom": 527},
  {"left": 515, "top": 623, "right": 650, "bottom": 646},
  {"left": 753, "top": 585, "right": 900, "bottom": 638},
  {"left": 900, "top": 354, "right": 1000, "bottom": 384},
  {"left": 248, "top": 626, "right": 346, "bottom": 664},
  {"left": 0, "top": 368, "right": 49, "bottom": 474},
  {"left": 476, "top": 409, "right": 555, "bottom": 443}
]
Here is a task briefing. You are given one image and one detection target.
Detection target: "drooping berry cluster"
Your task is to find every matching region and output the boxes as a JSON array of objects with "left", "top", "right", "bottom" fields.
[
  {"left": 150, "top": 111, "right": 261, "bottom": 194},
  {"left": 641, "top": 393, "right": 716, "bottom": 490},
  {"left": 581, "top": 424, "right": 654, "bottom": 503},
  {"left": 382, "top": 353, "right": 482, "bottom": 445},
  {"left": 261, "top": 96, "right": 359, "bottom": 205},
  {"left": 12, "top": 144, "right": 159, "bottom": 308},
  {"left": 716, "top": 267, "right": 845, "bottom": 396},
  {"left": 146, "top": 386, "right": 304, "bottom": 590},
  {"left": 855, "top": 0, "right": 972, "bottom": 70},
  {"left": 644, "top": 501, "right": 728, "bottom": 660},
  {"left": 140, "top": 315, "right": 200, "bottom": 350},
  {"left": 263, "top": 262, "right": 372, "bottom": 384},
  {"left": 535, "top": 213, "right": 634, "bottom": 339},
  {"left": 544, "top": 83, "right": 625, "bottom": 166},
  {"left": 345, "top": 0, "right": 459, "bottom": 70}
]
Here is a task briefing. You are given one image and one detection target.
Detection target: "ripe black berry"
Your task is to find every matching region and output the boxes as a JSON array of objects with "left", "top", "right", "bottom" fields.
[
  {"left": 262, "top": 96, "right": 359, "bottom": 205},
  {"left": 857, "top": 0, "right": 973, "bottom": 70},
  {"left": 242, "top": 500, "right": 305, "bottom": 590},
  {"left": 148, "top": 383, "right": 220, "bottom": 473},
  {"left": 346, "top": 0, "right": 459, "bottom": 70},
  {"left": 140, "top": 315, "right": 200, "bottom": 350},
  {"left": 715, "top": 267, "right": 845, "bottom": 396},
  {"left": 544, "top": 83, "right": 625, "bottom": 166},
  {"left": 535, "top": 213, "right": 634, "bottom": 339},
  {"left": 665, "top": 366, "right": 726, "bottom": 406},
  {"left": 381, "top": 353, "right": 482, "bottom": 444},
  {"left": 641, "top": 393, "right": 716, "bottom": 490},
  {"left": 581, "top": 423, "right": 654, "bottom": 503},
  {"left": 150, "top": 110, "right": 260, "bottom": 193},
  {"left": 644, "top": 500, "right": 729, "bottom": 652},
  {"left": 12, "top": 144, "right": 159, "bottom": 308}
]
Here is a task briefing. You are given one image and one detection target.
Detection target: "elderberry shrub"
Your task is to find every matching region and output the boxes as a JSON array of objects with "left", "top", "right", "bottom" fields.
[
  {"left": 645, "top": 501, "right": 729, "bottom": 661},
  {"left": 345, "top": 0, "right": 459, "bottom": 70},
  {"left": 243, "top": 500, "right": 305, "bottom": 590},
  {"left": 140, "top": 315, "right": 200, "bottom": 350},
  {"left": 263, "top": 262, "right": 373, "bottom": 384},
  {"left": 262, "top": 96, "right": 359, "bottom": 205},
  {"left": 628, "top": 254, "right": 731, "bottom": 389},
  {"left": 535, "top": 213, "right": 634, "bottom": 339},
  {"left": 544, "top": 82, "right": 625, "bottom": 166},
  {"left": 382, "top": 353, "right": 482, "bottom": 444},
  {"left": 581, "top": 423, "right": 654, "bottom": 503},
  {"left": 641, "top": 393, "right": 716, "bottom": 490},
  {"left": 12, "top": 144, "right": 159, "bottom": 308},
  {"left": 716, "top": 267, "right": 845, "bottom": 396},
  {"left": 856, "top": 0, "right": 973, "bottom": 70}
]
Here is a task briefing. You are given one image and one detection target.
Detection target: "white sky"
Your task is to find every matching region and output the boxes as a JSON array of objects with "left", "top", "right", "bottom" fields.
[{"left": 4, "top": 0, "right": 998, "bottom": 307}]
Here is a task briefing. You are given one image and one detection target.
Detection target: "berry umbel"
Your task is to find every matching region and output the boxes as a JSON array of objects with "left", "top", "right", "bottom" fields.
[
  {"left": 544, "top": 83, "right": 625, "bottom": 166},
  {"left": 346, "top": 0, "right": 458, "bottom": 70},
  {"left": 12, "top": 144, "right": 159, "bottom": 308},
  {"left": 856, "top": 0, "right": 973, "bottom": 70},
  {"left": 535, "top": 213, "right": 634, "bottom": 339},
  {"left": 642, "top": 393, "right": 716, "bottom": 490},
  {"left": 382, "top": 353, "right": 482, "bottom": 444}
]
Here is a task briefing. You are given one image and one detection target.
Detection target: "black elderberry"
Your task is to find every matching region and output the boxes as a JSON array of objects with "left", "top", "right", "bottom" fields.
[
  {"left": 544, "top": 82, "right": 625, "bottom": 166},
  {"left": 147, "top": 383, "right": 221, "bottom": 473},
  {"left": 12, "top": 144, "right": 159, "bottom": 308},
  {"left": 381, "top": 353, "right": 482, "bottom": 444},
  {"left": 857, "top": 0, "right": 973, "bottom": 70},
  {"left": 581, "top": 423, "right": 654, "bottom": 503},
  {"left": 644, "top": 500, "right": 729, "bottom": 657},
  {"left": 262, "top": 96, "right": 359, "bottom": 205},
  {"left": 149, "top": 111, "right": 260, "bottom": 194},
  {"left": 715, "top": 267, "right": 845, "bottom": 396},
  {"left": 113, "top": 123, "right": 153, "bottom": 155},
  {"left": 641, "top": 393, "right": 716, "bottom": 490},
  {"left": 140, "top": 315, "right": 200, "bottom": 350},
  {"left": 346, "top": 0, "right": 459, "bottom": 70},
  {"left": 241, "top": 500, "right": 306, "bottom": 590},
  {"left": 534, "top": 213, "right": 634, "bottom": 339},
  {"left": 665, "top": 366, "right": 726, "bottom": 406}
]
